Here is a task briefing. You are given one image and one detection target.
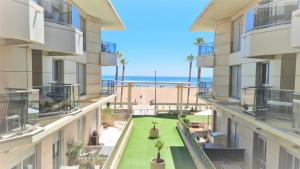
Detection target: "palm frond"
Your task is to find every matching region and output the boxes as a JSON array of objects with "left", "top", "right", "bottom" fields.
[{"left": 193, "top": 37, "right": 205, "bottom": 45}]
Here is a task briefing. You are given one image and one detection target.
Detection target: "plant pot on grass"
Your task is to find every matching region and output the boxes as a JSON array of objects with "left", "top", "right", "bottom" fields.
[
  {"left": 151, "top": 140, "right": 165, "bottom": 169},
  {"left": 149, "top": 121, "right": 159, "bottom": 139}
]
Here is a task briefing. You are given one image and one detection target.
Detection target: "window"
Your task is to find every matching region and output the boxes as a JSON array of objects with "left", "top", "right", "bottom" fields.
[
  {"left": 80, "top": 16, "right": 86, "bottom": 51},
  {"left": 230, "top": 65, "right": 242, "bottom": 99},
  {"left": 72, "top": 6, "right": 80, "bottom": 29},
  {"left": 53, "top": 60, "right": 64, "bottom": 84},
  {"left": 23, "top": 153, "right": 36, "bottom": 169},
  {"left": 256, "top": 62, "right": 270, "bottom": 86},
  {"left": 253, "top": 133, "right": 266, "bottom": 169},
  {"left": 279, "top": 147, "right": 300, "bottom": 169},
  {"left": 32, "top": 50, "right": 43, "bottom": 86},
  {"left": 53, "top": 132, "right": 61, "bottom": 169},
  {"left": 227, "top": 119, "right": 239, "bottom": 148},
  {"left": 261, "top": 63, "right": 270, "bottom": 85},
  {"left": 76, "top": 63, "right": 86, "bottom": 96},
  {"left": 231, "top": 16, "right": 243, "bottom": 53}
]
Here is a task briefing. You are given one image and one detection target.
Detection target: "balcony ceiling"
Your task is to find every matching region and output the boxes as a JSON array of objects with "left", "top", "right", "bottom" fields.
[
  {"left": 70, "top": 0, "right": 125, "bottom": 30},
  {"left": 190, "top": 0, "right": 253, "bottom": 32}
]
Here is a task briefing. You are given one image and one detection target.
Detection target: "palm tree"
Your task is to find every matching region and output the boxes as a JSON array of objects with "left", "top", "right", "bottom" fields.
[
  {"left": 186, "top": 54, "right": 195, "bottom": 109},
  {"left": 154, "top": 140, "right": 164, "bottom": 163},
  {"left": 193, "top": 37, "right": 205, "bottom": 46},
  {"left": 194, "top": 37, "right": 205, "bottom": 110},
  {"left": 114, "top": 51, "right": 123, "bottom": 109},
  {"left": 119, "top": 58, "right": 128, "bottom": 107}
]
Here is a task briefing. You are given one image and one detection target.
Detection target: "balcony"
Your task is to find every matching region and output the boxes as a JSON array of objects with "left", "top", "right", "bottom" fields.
[
  {"left": 241, "top": 87, "right": 300, "bottom": 133},
  {"left": 33, "top": 0, "right": 83, "bottom": 56},
  {"left": 33, "top": 84, "right": 80, "bottom": 118},
  {"left": 0, "top": 0, "right": 44, "bottom": 46},
  {"left": 100, "top": 41, "right": 117, "bottom": 66},
  {"left": 197, "top": 43, "right": 214, "bottom": 68},
  {"left": 241, "top": 87, "right": 294, "bottom": 120},
  {"left": 244, "top": 0, "right": 300, "bottom": 58},
  {"left": 0, "top": 89, "right": 40, "bottom": 137},
  {"left": 100, "top": 80, "right": 116, "bottom": 96},
  {"left": 177, "top": 116, "right": 245, "bottom": 169}
]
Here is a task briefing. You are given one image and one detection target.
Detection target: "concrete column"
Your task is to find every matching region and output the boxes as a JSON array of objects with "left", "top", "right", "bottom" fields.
[
  {"left": 128, "top": 83, "right": 132, "bottom": 114},
  {"left": 180, "top": 85, "right": 183, "bottom": 111},
  {"left": 176, "top": 84, "right": 180, "bottom": 111},
  {"left": 213, "top": 18, "right": 231, "bottom": 100},
  {"left": 85, "top": 19, "right": 101, "bottom": 99}
]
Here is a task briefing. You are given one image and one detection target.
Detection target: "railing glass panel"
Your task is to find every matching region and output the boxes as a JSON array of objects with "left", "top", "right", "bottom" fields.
[
  {"left": 198, "top": 81, "right": 213, "bottom": 95},
  {"left": 242, "top": 87, "right": 294, "bottom": 120},
  {"left": 293, "top": 93, "right": 300, "bottom": 132},
  {"left": 198, "top": 42, "right": 214, "bottom": 56},
  {"left": 0, "top": 89, "right": 39, "bottom": 134},
  {"left": 33, "top": 84, "right": 79, "bottom": 117},
  {"left": 245, "top": 0, "right": 298, "bottom": 32},
  {"left": 101, "top": 80, "right": 116, "bottom": 96},
  {"left": 101, "top": 41, "right": 117, "bottom": 54},
  {"left": 34, "top": 0, "right": 72, "bottom": 25}
]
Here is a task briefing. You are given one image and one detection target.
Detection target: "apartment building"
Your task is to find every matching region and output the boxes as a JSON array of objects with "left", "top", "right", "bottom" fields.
[
  {"left": 0, "top": 0, "right": 124, "bottom": 168},
  {"left": 191, "top": 0, "right": 300, "bottom": 169}
]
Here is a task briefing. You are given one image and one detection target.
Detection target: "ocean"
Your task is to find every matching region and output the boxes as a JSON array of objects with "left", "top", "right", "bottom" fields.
[{"left": 102, "top": 76, "right": 213, "bottom": 86}]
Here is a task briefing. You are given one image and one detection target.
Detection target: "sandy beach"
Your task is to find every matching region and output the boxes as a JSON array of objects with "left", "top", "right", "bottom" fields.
[{"left": 114, "top": 86, "right": 205, "bottom": 105}]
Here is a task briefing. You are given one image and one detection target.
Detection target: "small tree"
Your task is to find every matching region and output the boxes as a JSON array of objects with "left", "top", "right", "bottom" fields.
[
  {"left": 152, "top": 121, "right": 158, "bottom": 130},
  {"left": 154, "top": 140, "right": 165, "bottom": 163}
]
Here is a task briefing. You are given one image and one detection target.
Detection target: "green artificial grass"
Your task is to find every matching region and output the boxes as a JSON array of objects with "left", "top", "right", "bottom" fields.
[
  {"left": 185, "top": 115, "right": 211, "bottom": 123},
  {"left": 117, "top": 115, "right": 197, "bottom": 169}
]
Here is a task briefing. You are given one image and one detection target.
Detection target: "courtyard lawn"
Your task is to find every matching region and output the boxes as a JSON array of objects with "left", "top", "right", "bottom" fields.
[{"left": 117, "top": 115, "right": 197, "bottom": 169}]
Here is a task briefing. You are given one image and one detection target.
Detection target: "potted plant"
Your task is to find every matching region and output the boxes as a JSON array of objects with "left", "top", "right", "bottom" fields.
[
  {"left": 151, "top": 140, "right": 165, "bottom": 169},
  {"left": 149, "top": 121, "right": 159, "bottom": 139},
  {"left": 66, "top": 143, "right": 83, "bottom": 166}
]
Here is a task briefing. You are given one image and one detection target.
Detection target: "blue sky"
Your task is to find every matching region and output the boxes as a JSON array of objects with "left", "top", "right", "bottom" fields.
[{"left": 102, "top": 0, "right": 213, "bottom": 77}]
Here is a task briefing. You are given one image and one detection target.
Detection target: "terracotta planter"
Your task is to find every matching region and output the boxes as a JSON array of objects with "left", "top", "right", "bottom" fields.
[
  {"left": 151, "top": 159, "right": 165, "bottom": 169},
  {"left": 149, "top": 128, "right": 159, "bottom": 138}
]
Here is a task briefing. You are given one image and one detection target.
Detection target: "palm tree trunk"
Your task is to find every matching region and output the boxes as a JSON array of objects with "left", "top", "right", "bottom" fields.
[
  {"left": 114, "top": 65, "right": 118, "bottom": 110},
  {"left": 195, "top": 67, "right": 201, "bottom": 110},
  {"left": 120, "top": 65, "right": 125, "bottom": 107},
  {"left": 187, "top": 61, "right": 192, "bottom": 108}
]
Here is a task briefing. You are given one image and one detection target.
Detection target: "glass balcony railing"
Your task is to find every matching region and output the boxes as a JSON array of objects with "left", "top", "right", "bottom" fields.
[
  {"left": 101, "top": 41, "right": 117, "bottom": 54},
  {"left": 245, "top": 0, "right": 298, "bottom": 32},
  {"left": 101, "top": 80, "right": 116, "bottom": 96},
  {"left": 241, "top": 87, "right": 295, "bottom": 120},
  {"left": 198, "top": 42, "right": 214, "bottom": 56},
  {"left": 33, "top": 84, "right": 80, "bottom": 117},
  {"left": 198, "top": 82, "right": 213, "bottom": 95},
  {"left": 0, "top": 89, "right": 39, "bottom": 135},
  {"left": 34, "top": 0, "right": 72, "bottom": 25}
]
